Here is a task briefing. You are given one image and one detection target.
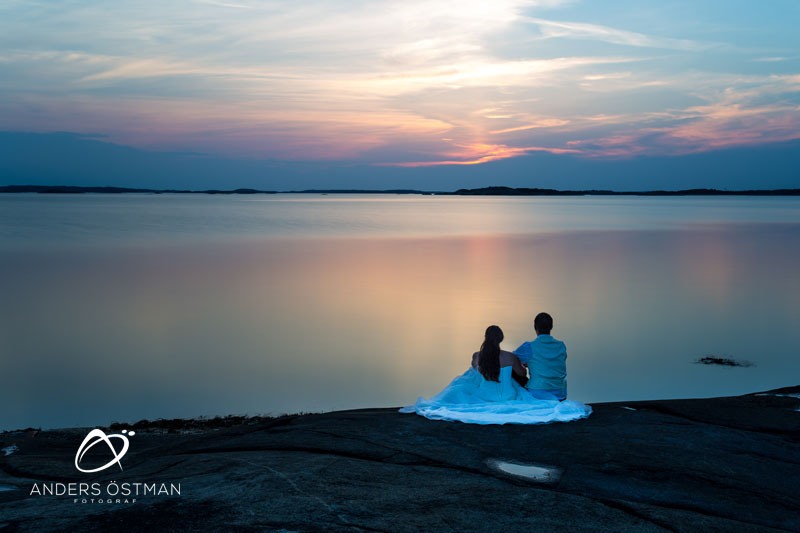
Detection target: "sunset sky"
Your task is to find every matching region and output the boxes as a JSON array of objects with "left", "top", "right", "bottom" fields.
[{"left": 1, "top": 0, "right": 799, "bottom": 189}]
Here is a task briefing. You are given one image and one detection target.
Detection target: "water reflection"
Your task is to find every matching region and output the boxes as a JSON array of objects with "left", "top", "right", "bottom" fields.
[{"left": 1, "top": 200, "right": 799, "bottom": 429}]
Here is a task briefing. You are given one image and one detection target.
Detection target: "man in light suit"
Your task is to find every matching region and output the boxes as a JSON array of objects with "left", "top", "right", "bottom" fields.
[{"left": 512, "top": 312, "right": 568, "bottom": 400}]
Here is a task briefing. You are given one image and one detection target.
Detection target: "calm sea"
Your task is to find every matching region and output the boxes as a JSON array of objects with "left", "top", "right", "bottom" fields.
[{"left": 1, "top": 194, "right": 799, "bottom": 430}]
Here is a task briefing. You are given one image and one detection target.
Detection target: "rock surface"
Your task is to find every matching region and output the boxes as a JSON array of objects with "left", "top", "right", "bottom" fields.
[{"left": 1, "top": 387, "right": 799, "bottom": 532}]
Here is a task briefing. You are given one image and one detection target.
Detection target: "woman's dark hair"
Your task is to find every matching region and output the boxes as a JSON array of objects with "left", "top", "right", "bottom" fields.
[{"left": 478, "top": 325, "right": 504, "bottom": 382}]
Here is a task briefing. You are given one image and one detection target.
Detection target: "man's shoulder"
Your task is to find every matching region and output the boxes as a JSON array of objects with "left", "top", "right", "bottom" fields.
[
  {"left": 513, "top": 340, "right": 532, "bottom": 352},
  {"left": 532, "top": 335, "right": 566, "bottom": 350}
]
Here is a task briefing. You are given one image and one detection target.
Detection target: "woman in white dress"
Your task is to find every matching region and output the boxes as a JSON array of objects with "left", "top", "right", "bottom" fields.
[
  {"left": 471, "top": 325, "right": 529, "bottom": 401},
  {"left": 400, "top": 325, "right": 592, "bottom": 425}
]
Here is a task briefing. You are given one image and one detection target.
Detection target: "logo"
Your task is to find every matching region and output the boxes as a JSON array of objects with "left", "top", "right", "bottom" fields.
[
  {"left": 74, "top": 428, "right": 134, "bottom": 473},
  {"left": 29, "top": 427, "right": 181, "bottom": 504}
]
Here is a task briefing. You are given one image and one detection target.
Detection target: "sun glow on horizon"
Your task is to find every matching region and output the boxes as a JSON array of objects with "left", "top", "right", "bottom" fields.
[{"left": 383, "top": 143, "right": 581, "bottom": 167}]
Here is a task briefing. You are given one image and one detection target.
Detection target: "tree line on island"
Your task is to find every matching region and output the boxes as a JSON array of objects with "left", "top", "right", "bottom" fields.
[{"left": 2, "top": 184, "right": 799, "bottom": 196}]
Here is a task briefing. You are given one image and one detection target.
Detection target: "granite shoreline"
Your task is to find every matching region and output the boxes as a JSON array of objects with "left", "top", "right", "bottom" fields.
[{"left": 1, "top": 386, "right": 799, "bottom": 532}]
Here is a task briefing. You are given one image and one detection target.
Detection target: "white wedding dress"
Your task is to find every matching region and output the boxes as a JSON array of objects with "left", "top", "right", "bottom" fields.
[{"left": 400, "top": 366, "right": 591, "bottom": 425}]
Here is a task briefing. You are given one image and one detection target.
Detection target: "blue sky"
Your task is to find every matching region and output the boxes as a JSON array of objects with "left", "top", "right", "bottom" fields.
[{"left": 1, "top": 0, "right": 799, "bottom": 189}]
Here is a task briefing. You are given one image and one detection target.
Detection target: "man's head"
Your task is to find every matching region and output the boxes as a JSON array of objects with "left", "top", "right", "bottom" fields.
[{"left": 534, "top": 312, "right": 553, "bottom": 336}]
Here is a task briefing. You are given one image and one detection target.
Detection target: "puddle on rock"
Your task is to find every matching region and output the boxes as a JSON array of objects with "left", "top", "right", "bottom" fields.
[
  {"left": 487, "top": 459, "right": 562, "bottom": 483},
  {"left": 0, "top": 484, "right": 18, "bottom": 492}
]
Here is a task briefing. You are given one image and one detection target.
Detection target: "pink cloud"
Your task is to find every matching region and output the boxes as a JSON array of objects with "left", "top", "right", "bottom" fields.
[{"left": 563, "top": 95, "right": 800, "bottom": 159}]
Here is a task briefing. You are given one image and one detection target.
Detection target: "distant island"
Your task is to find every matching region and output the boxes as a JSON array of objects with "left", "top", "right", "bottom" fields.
[
  {"left": 450, "top": 186, "right": 800, "bottom": 196},
  {"left": 0, "top": 185, "right": 278, "bottom": 195},
  {"left": 2, "top": 184, "right": 800, "bottom": 196}
]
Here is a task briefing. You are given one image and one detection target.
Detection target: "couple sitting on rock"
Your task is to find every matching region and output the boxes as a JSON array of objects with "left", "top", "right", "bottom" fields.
[
  {"left": 401, "top": 312, "right": 591, "bottom": 425},
  {"left": 471, "top": 312, "right": 567, "bottom": 401}
]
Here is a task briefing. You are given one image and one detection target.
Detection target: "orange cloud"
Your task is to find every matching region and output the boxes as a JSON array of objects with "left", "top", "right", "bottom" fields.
[{"left": 382, "top": 143, "right": 580, "bottom": 167}]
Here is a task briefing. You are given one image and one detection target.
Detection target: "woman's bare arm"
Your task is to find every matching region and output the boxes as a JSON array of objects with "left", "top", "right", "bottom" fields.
[
  {"left": 471, "top": 351, "right": 479, "bottom": 369},
  {"left": 501, "top": 350, "right": 527, "bottom": 377}
]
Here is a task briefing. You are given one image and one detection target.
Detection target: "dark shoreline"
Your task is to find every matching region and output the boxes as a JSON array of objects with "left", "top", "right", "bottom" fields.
[
  {"left": 2, "top": 184, "right": 800, "bottom": 196},
  {"left": 1, "top": 386, "right": 798, "bottom": 531}
]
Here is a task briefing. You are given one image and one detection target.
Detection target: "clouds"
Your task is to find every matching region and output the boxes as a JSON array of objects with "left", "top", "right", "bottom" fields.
[
  {"left": 564, "top": 73, "right": 800, "bottom": 157},
  {"left": 524, "top": 17, "right": 707, "bottom": 51},
  {"left": 0, "top": 0, "right": 799, "bottom": 175}
]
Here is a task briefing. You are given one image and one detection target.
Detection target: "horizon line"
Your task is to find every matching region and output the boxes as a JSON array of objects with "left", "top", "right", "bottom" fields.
[{"left": 2, "top": 185, "right": 800, "bottom": 196}]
